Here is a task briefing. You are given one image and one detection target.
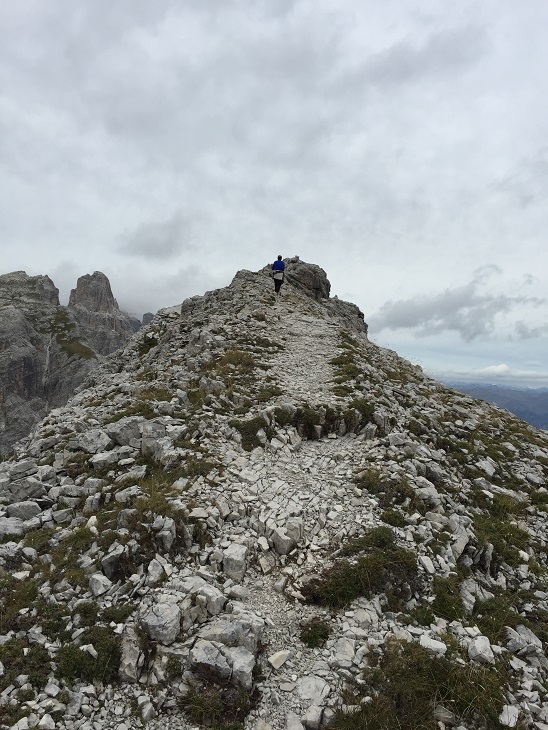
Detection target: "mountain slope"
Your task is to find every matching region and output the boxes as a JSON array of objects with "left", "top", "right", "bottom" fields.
[
  {"left": 0, "top": 263, "right": 547, "bottom": 730},
  {"left": 447, "top": 382, "right": 548, "bottom": 430}
]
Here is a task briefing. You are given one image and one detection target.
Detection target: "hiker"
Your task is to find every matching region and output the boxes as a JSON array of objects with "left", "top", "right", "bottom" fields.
[{"left": 271, "top": 255, "right": 285, "bottom": 295}]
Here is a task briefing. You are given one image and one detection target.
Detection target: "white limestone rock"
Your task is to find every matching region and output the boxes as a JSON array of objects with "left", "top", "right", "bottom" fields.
[
  {"left": 223, "top": 542, "right": 248, "bottom": 581},
  {"left": 419, "top": 634, "right": 448, "bottom": 655},
  {"left": 296, "top": 675, "right": 330, "bottom": 704},
  {"left": 89, "top": 573, "right": 113, "bottom": 596},
  {"left": 468, "top": 635, "right": 495, "bottom": 664},
  {"left": 189, "top": 639, "right": 232, "bottom": 680},
  {"left": 499, "top": 705, "right": 520, "bottom": 727},
  {"left": 272, "top": 527, "right": 296, "bottom": 555},
  {"left": 119, "top": 627, "right": 144, "bottom": 683},
  {"left": 140, "top": 601, "right": 181, "bottom": 645},
  {"left": 268, "top": 650, "right": 291, "bottom": 669}
]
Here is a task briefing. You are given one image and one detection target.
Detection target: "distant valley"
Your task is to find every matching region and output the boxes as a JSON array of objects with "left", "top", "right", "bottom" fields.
[{"left": 444, "top": 381, "right": 548, "bottom": 429}]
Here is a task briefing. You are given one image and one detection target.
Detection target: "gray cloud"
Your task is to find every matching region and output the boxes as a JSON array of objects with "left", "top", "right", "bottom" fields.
[
  {"left": 360, "top": 25, "right": 489, "bottom": 87},
  {"left": 114, "top": 264, "right": 224, "bottom": 317},
  {"left": 369, "top": 267, "right": 544, "bottom": 341},
  {"left": 491, "top": 147, "right": 548, "bottom": 208},
  {"left": 117, "top": 212, "right": 191, "bottom": 261},
  {"left": 514, "top": 321, "right": 548, "bottom": 340}
]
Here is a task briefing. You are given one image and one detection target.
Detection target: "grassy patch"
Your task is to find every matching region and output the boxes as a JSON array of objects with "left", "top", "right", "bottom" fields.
[
  {"left": 302, "top": 527, "right": 419, "bottom": 610},
  {"left": 181, "top": 679, "right": 257, "bottom": 730},
  {"left": 0, "top": 639, "right": 50, "bottom": 693},
  {"left": 0, "top": 576, "right": 39, "bottom": 634},
  {"left": 431, "top": 576, "right": 465, "bottom": 621},
  {"left": 300, "top": 618, "right": 331, "bottom": 648},
  {"left": 355, "top": 471, "right": 418, "bottom": 511},
  {"left": 62, "top": 451, "right": 90, "bottom": 478},
  {"left": 473, "top": 514, "right": 529, "bottom": 568},
  {"left": 57, "top": 626, "right": 121, "bottom": 684},
  {"left": 106, "top": 400, "right": 156, "bottom": 422},
  {"left": 229, "top": 416, "right": 271, "bottom": 451},
  {"left": 332, "top": 639, "right": 507, "bottom": 730},
  {"left": 530, "top": 490, "right": 548, "bottom": 509}
]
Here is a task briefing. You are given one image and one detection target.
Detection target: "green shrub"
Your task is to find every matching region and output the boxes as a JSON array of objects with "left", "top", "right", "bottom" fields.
[
  {"left": 348, "top": 398, "right": 375, "bottom": 421},
  {"left": 137, "top": 335, "right": 159, "bottom": 356},
  {"left": 340, "top": 526, "right": 395, "bottom": 556},
  {"left": 229, "top": 417, "right": 271, "bottom": 451},
  {"left": 473, "top": 514, "right": 529, "bottom": 567},
  {"left": 380, "top": 509, "right": 406, "bottom": 527},
  {"left": 33, "top": 598, "right": 71, "bottom": 641},
  {"left": 74, "top": 601, "right": 99, "bottom": 627},
  {"left": 331, "top": 639, "right": 507, "bottom": 730},
  {"left": 102, "top": 603, "right": 136, "bottom": 624},
  {"left": 57, "top": 626, "right": 121, "bottom": 684},
  {"left": 257, "top": 385, "right": 283, "bottom": 402},
  {"left": 181, "top": 679, "right": 256, "bottom": 729},
  {"left": 302, "top": 528, "right": 419, "bottom": 610},
  {"left": 0, "top": 640, "right": 50, "bottom": 692},
  {"left": 404, "top": 603, "right": 435, "bottom": 627},
  {"left": 431, "top": 576, "right": 465, "bottom": 621},
  {"left": 300, "top": 618, "right": 331, "bottom": 648}
]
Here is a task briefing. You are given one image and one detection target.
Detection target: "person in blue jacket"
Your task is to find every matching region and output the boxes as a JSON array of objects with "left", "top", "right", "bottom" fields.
[{"left": 271, "top": 255, "right": 285, "bottom": 295}]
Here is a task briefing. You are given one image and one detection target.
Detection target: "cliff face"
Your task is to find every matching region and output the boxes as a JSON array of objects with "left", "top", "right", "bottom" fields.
[
  {"left": 0, "top": 271, "right": 136, "bottom": 456},
  {"left": 0, "top": 262, "right": 546, "bottom": 730},
  {"left": 68, "top": 271, "right": 135, "bottom": 355}
]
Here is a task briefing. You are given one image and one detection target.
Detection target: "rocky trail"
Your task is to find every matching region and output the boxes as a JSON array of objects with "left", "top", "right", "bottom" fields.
[{"left": 0, "top": 261, "right": 547, "bottom": 730}]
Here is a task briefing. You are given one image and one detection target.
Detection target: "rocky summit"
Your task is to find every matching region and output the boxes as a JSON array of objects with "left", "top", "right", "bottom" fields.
[
  {"left": 0, "top": 260, "right": 547, "bottom": 730},
  {"left": 0, "top": 271, "right": 137, "bottom": 457}
]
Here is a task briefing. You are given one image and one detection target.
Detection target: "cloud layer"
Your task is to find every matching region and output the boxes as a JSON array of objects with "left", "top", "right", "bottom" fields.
[
  {"left": 369, "top": 266, "right": 545, "bottom": 341},
  {"left": 1, "top": 0, "right": 547, "bottom": 385}
]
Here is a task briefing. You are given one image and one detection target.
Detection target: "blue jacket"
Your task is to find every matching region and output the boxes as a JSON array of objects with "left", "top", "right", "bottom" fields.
[{"left": 272, "top": 260, "right": 285, "bottom": 271}]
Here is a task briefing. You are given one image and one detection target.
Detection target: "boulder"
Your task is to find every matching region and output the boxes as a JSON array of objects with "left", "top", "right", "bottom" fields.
[
  {"left": 189, "top": 639, "right": 231, "bottom": 680},
  {"left": 140, "top": 601, "right": 181, "bottom": 645},
  {"left": 6, "top": 501, "right": 42, "bottom": 520},
  {"left": 223, "top": 542, "right": 248, "bottom": 581},
  {"left": 468, "top": 635, "right": 495, "bottom": 664}
]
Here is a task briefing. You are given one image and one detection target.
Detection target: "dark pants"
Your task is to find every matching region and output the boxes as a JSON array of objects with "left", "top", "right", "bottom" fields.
[{"left": 274, "top": 276, "right": 283, "bottom": 293}]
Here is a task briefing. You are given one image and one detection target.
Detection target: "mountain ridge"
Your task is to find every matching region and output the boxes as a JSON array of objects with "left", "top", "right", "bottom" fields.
[
  {"left": 0, "top": 261, "right": 547, "bottom": 730},
  {"left": 445, "top": 382, "right": 548, "bottom": 430},
  {"left": 0, "top": 270, "right": 139, "bottom": 456}
]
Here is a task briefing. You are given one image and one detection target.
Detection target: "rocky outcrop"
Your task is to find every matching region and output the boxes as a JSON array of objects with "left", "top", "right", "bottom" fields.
[
  {"left": 263, "top": 256, "right": 331, "bottom": 302},
  {"left": 0, "top": 262, "right": 546, "bottom": 730},
  {"left": 68, "top": 271, "right": 135, "bottom": 355},
  {"left": 0, "top": 270, "right": 136, "bottom": 456},
  {"left": 261, "top": 257, "right": 367, "bottom": 334}
]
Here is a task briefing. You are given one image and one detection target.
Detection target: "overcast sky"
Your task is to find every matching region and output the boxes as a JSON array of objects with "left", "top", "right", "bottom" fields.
[{"left": 1, "top": 0, "right": 547, "bottom": 387}]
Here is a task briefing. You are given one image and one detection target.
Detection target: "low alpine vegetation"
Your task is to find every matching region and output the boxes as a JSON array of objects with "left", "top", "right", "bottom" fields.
[{"left": 301, "top": 527, "right": 420, "bottom": 610}]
